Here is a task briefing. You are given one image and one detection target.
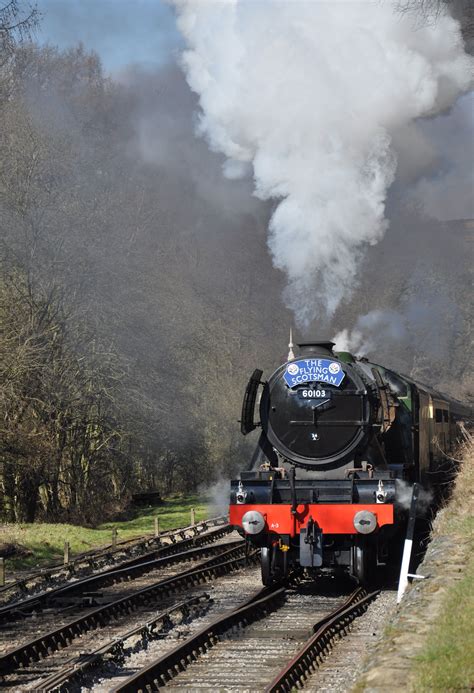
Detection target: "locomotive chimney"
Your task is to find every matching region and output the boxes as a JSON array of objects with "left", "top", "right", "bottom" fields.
[{"left": 297, "top": 341, "right": 335, "bottom": 357}]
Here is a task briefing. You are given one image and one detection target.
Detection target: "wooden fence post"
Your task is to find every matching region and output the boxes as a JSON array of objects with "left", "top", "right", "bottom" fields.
[
  {"left": 0, "top": 558, "right": 5, "bottom": 587},
  {"left": 154, "top": 517, "right": 160, "bottom": 538},
  {"left": 190, "top": 507, "right": 196, "bottom": 526},
  {"left": 63, "top": 541, "right": 70, "bottom": 565},
  {"left": 112, "top": 528, "right": 117, "bottom": 550}
]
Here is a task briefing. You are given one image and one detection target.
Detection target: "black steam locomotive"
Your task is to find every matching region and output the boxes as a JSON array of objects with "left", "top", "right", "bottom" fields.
[{"left": 229, "top": 341, "right": 471, "bottom": 584}]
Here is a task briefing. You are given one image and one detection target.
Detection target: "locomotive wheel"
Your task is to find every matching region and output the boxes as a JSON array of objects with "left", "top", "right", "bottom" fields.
[{"left": 352, "top": 543, "right": 376, "bottom": 586}]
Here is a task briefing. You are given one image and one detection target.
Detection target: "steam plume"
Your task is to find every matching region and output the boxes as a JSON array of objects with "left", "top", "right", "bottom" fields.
[
  {"left": 172, "top": 0, "right": 471, "bottom": 324},
  {"left": 333, "top": 309, "right": 407, "bottom": 356}
]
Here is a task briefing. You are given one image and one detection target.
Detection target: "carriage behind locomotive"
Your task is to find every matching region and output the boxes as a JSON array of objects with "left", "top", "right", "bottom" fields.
[{"left": 229, "top": 341, "right": 470, "bottom": 584}]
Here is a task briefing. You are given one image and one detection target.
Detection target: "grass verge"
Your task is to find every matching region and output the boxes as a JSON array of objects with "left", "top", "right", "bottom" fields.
[
  {"left": 412, "top": 556, "right": 474, "bottom": 691},
  {"left": 0, "top": 494, "right": 210, "bottom": 572},
  {"left": 352, "top": 439, "right": 474, "bottom": 693},
  {"left": 410, "top": 440, "right": 474, "bottom": 691}
]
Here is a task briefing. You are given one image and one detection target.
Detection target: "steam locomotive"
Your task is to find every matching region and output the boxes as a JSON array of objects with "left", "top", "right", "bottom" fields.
[{"left": 229, "top": 341, "right": 471, "bottom": 584}]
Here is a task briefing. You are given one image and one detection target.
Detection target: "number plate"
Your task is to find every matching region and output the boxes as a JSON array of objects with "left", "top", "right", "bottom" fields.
[{"left": 298, "top": 388, "right": 332, "bottom": 399}]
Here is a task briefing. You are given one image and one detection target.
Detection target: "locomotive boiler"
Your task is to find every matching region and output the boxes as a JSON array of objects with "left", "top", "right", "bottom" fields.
[{"left": 229, "top": 341, "right": 470, "bottom": 584}]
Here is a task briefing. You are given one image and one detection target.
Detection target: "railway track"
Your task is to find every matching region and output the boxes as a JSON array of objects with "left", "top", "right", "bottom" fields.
[
  {"left": 22, "top": 594, "right": 213, "bottom": 692},
  {"left": 0, "top": 524, "right": 233, "bottom": 623},
  {"left": 265, "top": 588, "right": 379, "bottom": 692},
  {"left": 108, "top": 581, "right": 379, "bottom": 692},
  {"left": 0, "top": 542, "right": 258, "bottom": 690},
  {"left": 1, "top": 515, "right": 384, "bottom": 692},
  {"left": 18, "top": 566, "right": 268, "bottom": 692},
  {"left": 0, "top": 516, "right": 228, "bottom": 608}
]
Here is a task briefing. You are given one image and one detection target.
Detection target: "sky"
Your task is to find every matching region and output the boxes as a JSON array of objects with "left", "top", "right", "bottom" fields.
[
  {"left": 36, "top": 0, "right": 473, "bottom": 222},
  {"left": 37, "top": 0, "right": 182, "bottom": 71}
]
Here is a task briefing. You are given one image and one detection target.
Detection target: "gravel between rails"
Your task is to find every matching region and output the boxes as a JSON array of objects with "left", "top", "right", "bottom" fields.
[
  {"left": 0, "top": 534, "right": 239, "bottom": 658},
  {"left": 105, "top": 578, "right": 357, "bottom": 693},
  {"left": 162, "top": 587, "right": 349, "bottom": 691},
  {"left": 0, "top": 535, "right": 246, "bottom": 690},
  {"left": 84, "top": 564, "right": 266, "bottom": 692},
  {"left": 1, "top": 544, "right": 397, "bottom": 693},
  {"left": 4, "top": 595, "right": 208, "bottom": 691},
  {"left": 17, "top": 596, "right": 214, "bottom": 693},
  {"left": 303, "top": 589, "right": 397, "bottom": 692}
]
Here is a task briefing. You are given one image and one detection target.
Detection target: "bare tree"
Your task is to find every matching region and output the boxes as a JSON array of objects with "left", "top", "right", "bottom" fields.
[{"left": 0, "top": 1, "right": 38, "bottom": 52}]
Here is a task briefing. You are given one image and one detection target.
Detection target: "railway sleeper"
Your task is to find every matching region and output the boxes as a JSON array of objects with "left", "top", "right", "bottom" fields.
[
  {"left": 39, "top": 534, "right": 241, "bottom": 610},
  {"left": 265, "top": 589, "right": 380, "bottom": 692},
  {"left": 0, "top": 545, "right": 254, "bottom": 678},
  {"left": 15, "top": 595, "right": 211, "bottom": 692},
  {"left": 0, "top": 517, "right": 228, "bottom": 608},
  {"left": 109, "top": 586, "right": 286, "bottom": 693}
]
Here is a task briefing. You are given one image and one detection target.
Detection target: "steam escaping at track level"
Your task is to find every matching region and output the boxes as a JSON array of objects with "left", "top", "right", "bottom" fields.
[{"left": 172, "top": 0, "right": 471, "bottom": 325}]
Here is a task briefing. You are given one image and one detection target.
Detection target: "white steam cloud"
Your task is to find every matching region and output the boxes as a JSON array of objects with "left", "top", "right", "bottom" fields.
[
  {"left": 333, "top": 287, "right": 463, "bottom": 363},
  {"left": 333, "top": 309, "right": 407, "bottom": 356},
  {"left": 395, "top": 480, "right": 433, "bottom": 514},
  {"left": 172, "top": 0, "right": 472, "bottom": 324}
]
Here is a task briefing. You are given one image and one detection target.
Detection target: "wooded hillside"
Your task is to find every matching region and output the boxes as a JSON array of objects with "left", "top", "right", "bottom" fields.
[{"left": 1, "top": 2, "right": 472, "bottom": 524}]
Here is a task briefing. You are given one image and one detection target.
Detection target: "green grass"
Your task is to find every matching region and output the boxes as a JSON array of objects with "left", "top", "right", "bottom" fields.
[
  {"left": 412, "top": 557, "right": 474, "bottom": 691},
  {"left": 352, "top": 443, "right": 474, "bottom": 693},
  {"left": 101, "top": 494, "right": 209, "bottom": 537},
  {"left": 410, "top": 442, "right": 474, "bottom": 692},
  {"left": 0, "top": 494, "right": 210, "bottom": 572}
]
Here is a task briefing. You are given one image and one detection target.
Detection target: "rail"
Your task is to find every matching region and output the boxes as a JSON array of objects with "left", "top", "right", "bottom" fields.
[
  {"left": 110, "top": 584, "right": 378, "bottom": 693},
  {"left": 265, "top": 588, "right": 380, "bottom": 692},
  {"left": 0, "top": 515, "right": 228, "bottom": 603},
  {"left": 0, "top": 524, "right": 233, "bottom": 622},
  {"left": 109, "top": 583, "right": 287, "bottom": 692},
  {"left": 25, "top": 594, "right": 213, "bottom": 692},
  {"left": 0, "top": 542, "right": 256, "bottom": 678}
]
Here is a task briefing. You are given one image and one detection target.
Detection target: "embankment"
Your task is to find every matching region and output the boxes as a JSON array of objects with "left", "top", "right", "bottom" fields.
[{"left": 354, "top": 439, "right": 474, "bottom": 692}]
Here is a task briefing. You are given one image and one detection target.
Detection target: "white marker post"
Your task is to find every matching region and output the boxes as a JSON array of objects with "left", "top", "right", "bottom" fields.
[{"left": 397, "top": 483, "right": 419, "bottom": 603}]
